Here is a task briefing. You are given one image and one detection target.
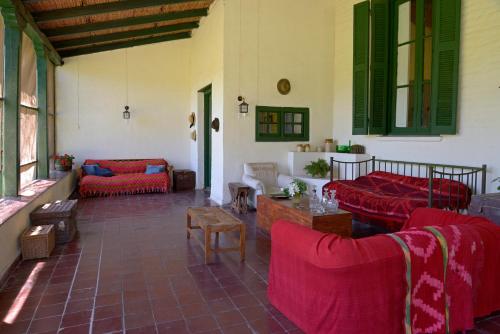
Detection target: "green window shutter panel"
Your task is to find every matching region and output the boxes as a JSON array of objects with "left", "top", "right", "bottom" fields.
[
  {"left": 352, "top": 1, "right": 370, "bottom": 135},
  {"left": 369, "top": 0, "right": 389, "bottom": 135},
  {"left": 431, "top": 0, "right": 461, "bottom": 134}
]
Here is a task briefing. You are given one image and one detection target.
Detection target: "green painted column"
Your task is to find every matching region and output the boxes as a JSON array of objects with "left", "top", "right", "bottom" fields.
[
  {"left": 0, "top": 5, "right": 24, "bottom": 196},
  {"left": 35, "top": 41, "right": 49, "bottom": 179}
]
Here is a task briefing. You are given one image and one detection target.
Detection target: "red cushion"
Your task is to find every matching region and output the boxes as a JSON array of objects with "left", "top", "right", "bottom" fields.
[
  {"left": 84, "top": 159, "right": 168, "bottom": 174},
  {"left": 79, "top": 173, "right": 169, "bottom": 197}
]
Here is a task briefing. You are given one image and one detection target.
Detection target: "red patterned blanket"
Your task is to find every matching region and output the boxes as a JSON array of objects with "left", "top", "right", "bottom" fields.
[
  {"left": 79, "top": 159, "right": 170, "bottom": 198},
  {"left": 388, "top": 224, "right": 483, "bottom": 333},
  {"left": 323, "top": 172, "right": 471, "bottom": 231}
]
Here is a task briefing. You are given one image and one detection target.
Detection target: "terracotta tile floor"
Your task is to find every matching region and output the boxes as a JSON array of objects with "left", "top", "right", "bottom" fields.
[{"left": 0, "top": 191, "right": 499, "bottom": 334}]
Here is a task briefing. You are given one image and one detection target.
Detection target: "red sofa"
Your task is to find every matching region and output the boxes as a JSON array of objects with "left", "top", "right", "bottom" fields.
[
  {"left": 79, "top": 159, "right": 171, "bottom": 198},
  {"left": 268, "top": 208, "right": 500, "bottom": 334}
]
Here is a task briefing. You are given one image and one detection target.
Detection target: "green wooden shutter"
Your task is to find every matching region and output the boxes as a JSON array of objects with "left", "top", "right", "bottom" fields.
[
  {"left": 352, "top": 1, "right": 370, "bottom": 135},
  {"left": 431, "top": 0, "right": 461, "bottom": 134},
  {"left": 369, "top": 0, "right": 389, "bottom": 135}
]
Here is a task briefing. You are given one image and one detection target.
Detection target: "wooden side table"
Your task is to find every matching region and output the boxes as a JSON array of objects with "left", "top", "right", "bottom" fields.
[
  {"left": 228, "top": 182, "right": 250, "bottom": 214},
  {"left": 187, "top": 207, "right": 246, "bottom": 264},
  {"left": 30, "top": 199, "right": 78, "bottom": 244}
]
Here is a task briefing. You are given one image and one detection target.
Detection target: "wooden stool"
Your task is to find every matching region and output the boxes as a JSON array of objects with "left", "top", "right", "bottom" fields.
[
  {"left": 228, "top": 182, "right": 250, "bottom": 214},
  {"left": 187, "top": 207, "right": 246, "bottom": 264}
]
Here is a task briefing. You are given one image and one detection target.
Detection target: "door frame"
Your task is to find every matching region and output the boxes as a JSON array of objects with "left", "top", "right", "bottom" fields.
[{"left": 199, "top": 84, "right": 212, "bottom": 189}]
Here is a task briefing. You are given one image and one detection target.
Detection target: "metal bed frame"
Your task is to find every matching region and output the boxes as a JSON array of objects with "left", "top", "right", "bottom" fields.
[{"left": 329, "top": 156, "right": 487, "bottom": 209}]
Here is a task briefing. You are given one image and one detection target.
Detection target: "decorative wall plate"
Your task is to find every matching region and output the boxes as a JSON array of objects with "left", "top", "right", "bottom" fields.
[
  {"left": 277, "top": 79, "right": 291, "bottom": 95},
  {"left": 188, "top": 112, "right": 195, "bottom": 128},
  {"left": 211, "top": 118, "right": 220, "bottom": 132}
]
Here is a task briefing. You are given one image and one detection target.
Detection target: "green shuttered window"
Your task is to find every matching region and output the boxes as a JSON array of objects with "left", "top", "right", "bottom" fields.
[
  {"left": 352, "top": 0, "right": 461, "bottom": 136},
  {"left": 256, "top": 106, "right": 309, "bottom": 142}
]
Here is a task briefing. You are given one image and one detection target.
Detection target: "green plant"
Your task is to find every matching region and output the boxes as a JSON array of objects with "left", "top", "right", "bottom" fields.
[
  {"left": 493, "top": 177, "right": 500, "bottom": 191},
  {"left": 304, "top": 158, "right": 330, "bottom": 178},
  {"left": 283, "top": 179, "right": 308, "bottom": 197}
]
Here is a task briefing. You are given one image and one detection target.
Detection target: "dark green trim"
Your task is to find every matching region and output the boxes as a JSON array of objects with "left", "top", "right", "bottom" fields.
[
  {"left": 0, "top": 0, "right": 62, "bottom": 65},
  {"left": 53, "top": 21, "right": 199, "bottom": 49},
  {"left": 59, "top": 32, "right": 191, "bottom": 58},
  {"left": 369, "top": 0, "right": 390, "bottom": 135},
  {"left": 1, "top": 13, "right": 22, "bottom": 196},
  {"left": 35, "top": 43, "right": 49, "bottom": 179},
  {"left": 44, "top": 8, "right": 207, "bottom": 37},
  {"left": 255, "top": 106, "right": 309, "bottom": 142},
  {"left": 200, "top": 84, "right": 212, "bottom": 189},
  {"left": 33, "top": 0, "right": 204, "bottom": 22},
  {"left": 352, "top": 1, "right": 370, "bottom": 135}
]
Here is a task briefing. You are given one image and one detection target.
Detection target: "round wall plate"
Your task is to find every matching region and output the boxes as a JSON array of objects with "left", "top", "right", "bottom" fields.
[{"left": 277, "top": 79, "right": 291, "bottom": 95}]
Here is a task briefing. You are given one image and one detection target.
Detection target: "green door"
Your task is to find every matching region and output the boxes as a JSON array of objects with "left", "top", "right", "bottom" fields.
[{"left": 202, "top": 85, "right": 212, "bottom": 189}]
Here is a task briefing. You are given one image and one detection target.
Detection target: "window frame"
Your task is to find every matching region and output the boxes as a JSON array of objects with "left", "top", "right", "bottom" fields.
[
  {"left": 255, "top": 106, "right": 310, "bottom": 142},
  {"left": 389, "top": 0, "right": 433, "bottom": 135}
]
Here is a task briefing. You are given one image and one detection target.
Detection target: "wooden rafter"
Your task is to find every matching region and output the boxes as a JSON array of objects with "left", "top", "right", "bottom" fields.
[
  {"left": 32, "top": 0, "right": 205, "bottom": 23},
  {"left": 44, "top": 8, "right": 207, "bottom": 37},
  {"left": 59, "top": 31, "right": 191, "bottom": 58},
  {"left": 53, "top": 21, "right": 199, "bottom": 49}
]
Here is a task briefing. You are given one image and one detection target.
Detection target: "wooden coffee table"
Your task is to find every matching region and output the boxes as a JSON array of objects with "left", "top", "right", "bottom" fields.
[
  {"left": 257, "top": 195, "right": 352, "bottom": 237},
  {"left": 187, "top": 207, "right": 246, "bottom": 264}
]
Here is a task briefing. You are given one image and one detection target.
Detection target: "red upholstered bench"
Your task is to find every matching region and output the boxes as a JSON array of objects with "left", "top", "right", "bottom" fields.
[{"left": 79, "top": 159, "right": 172, "bottom": 198}]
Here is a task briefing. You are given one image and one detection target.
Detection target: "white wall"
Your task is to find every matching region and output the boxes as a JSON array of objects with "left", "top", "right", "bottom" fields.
[
  {"left": 331, "top": 0, "right": 500, "bottom": 192},
  {"left": 56, "top": 40, "right": 193, "bottom": 169},
  {"left": 221, "top": 0, "right": 335, "bottom": 202},
  {"left": 189, "top": 0, "right": 225, "bottom": 203}
]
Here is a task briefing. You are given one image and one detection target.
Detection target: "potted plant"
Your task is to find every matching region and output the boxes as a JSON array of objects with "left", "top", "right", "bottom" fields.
[
  {"left": 54, "top": 154, "right": 75, "bottom": 171},
  {"left": 283, "top": 179, "right": 308, "bottom": 205},
  {"left": 493, "top": 177, "right": 500, "bottom": 191},
  {"left": 304, "top": 158, "right": 330, "bottom": 178}
]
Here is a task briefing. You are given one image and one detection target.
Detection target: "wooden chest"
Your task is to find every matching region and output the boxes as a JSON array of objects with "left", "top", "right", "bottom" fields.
[
  {"left": 173, "top": 170, "right": 196, "bottom": 192},
  {"left": 30, "top": 200, "right": 78, "bottom": 244},
  {"left": 21, "top": 225, "right": 55, "bottom": 260}
]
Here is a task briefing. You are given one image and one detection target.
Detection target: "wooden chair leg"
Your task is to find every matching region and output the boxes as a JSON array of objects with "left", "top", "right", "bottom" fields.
[
  {"left": 187, "top": 213, "right": 191, "bottom": 239},
  {"left": 239, "top": 225, "right": 246, "bottom": 262},
  {"left": 205, "top": 226, "right": 211, "bottom": 264}
]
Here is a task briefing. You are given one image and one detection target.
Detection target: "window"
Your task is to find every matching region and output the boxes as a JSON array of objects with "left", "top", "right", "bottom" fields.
[
  {"left": 20, "top": 33, "right": 38, "bottom": 189},
  {"left": 352, "top": 0, "right": 461, "bottom": 136},
  {"left": 256, "top": 106, "right": 309, "bottom": 142}
]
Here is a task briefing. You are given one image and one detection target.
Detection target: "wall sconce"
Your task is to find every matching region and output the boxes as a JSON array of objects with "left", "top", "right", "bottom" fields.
[
  {"left": 123, "top": 105, "right": 130, "bottom": 119},
  {"left": 238, "top": 96, "right": 249, "bottom": 114}
]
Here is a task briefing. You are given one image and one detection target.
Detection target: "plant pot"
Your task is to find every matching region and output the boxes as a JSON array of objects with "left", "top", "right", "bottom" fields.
[
  {"left": 55, "top": 162, "right": 72, "bottom": 171},
  {"left": 292, "top": 194, "right": 302, "bottom": 206}
]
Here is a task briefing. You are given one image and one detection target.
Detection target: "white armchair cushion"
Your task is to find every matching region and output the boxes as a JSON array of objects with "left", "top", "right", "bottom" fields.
[{"left": 242, "top": 162, "right": 294, "bottom": 208}]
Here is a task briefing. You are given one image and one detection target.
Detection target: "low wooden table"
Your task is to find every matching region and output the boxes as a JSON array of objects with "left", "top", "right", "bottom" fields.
[
  {"left": 257, "top": 195, "right": 352, "bottom": 237},
  {"left": 187, "top": 207, "right": 246, "bottom": 264},
  {"left": 228, "top": 182, "right": 250, "bottom": 214}
]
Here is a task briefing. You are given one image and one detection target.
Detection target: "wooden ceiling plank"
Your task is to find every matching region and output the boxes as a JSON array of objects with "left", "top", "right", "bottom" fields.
[
  {"left": 33, "top": 0, "right": 204, "bottom": 22},
  {"left": 59, "top": 31, "right": 191, "bottom": 58},
  {"left": 53, "top": 21, "right": 199, "bottom": 49},
  {"left": 44, "top": 8, "right": 207, "bottom": 37}
]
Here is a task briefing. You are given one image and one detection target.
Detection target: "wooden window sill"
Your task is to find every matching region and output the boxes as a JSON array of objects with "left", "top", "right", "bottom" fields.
[{"left": 0, "top": 170, "right": 74, "bottom": 226}]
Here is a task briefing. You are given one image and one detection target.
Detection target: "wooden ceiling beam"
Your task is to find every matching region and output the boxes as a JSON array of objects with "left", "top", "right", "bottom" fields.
[
  {"left": 33, "top": 0, "right": 205, "bottom": 23},
  {"left": 59, "top": 31, "right": 191, "bottom": 58},
  {"left": 0, "top": 0, "right": 62, "bottom": 64},
  {"left": 44, "top": 8, "right": 207, "bottom": 37},
  {"left": 53, "top": 21, "right": 199, "bottom": 49}
]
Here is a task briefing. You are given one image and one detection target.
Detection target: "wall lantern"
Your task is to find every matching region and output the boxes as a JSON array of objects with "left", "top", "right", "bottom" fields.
[
  {"left": 238, "top": 96, "right": 249, "bottom": 114},
  {"left": 123, "top": 106, "right": 130, "bottom": 120}
]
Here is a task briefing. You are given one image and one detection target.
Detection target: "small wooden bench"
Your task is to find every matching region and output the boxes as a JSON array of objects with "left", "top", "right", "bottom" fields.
[{"left": 187, "top": 207, "right": 246, "bottom": 264}]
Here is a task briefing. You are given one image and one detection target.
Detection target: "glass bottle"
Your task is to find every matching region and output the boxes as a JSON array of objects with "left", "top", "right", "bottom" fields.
[{"left": 309, "top": 187, "right": 324, "bottom": 214}]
